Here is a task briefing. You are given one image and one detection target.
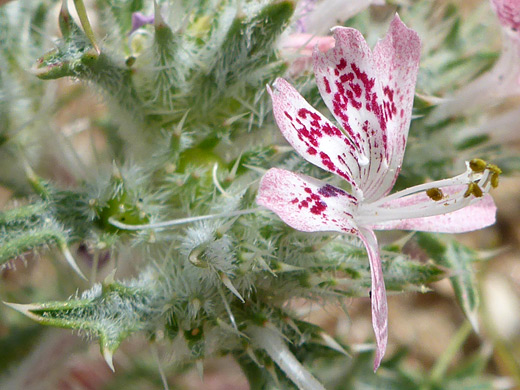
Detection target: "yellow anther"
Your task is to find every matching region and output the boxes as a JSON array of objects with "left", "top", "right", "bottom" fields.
[
  {"left": 464, "top": 182, "right": 483, "bottom": 198},
  {"left": 487, "top": 163, "right": 502, "bottom": 175},
  {"left": 491, "top": 172, "right": 500, "bottom": 188},
  {"left": 426, "top": 187, "right": 444, "bottom": 201},
  {"left": 469, "top": 158, "right": 487, "bottom": 173}
]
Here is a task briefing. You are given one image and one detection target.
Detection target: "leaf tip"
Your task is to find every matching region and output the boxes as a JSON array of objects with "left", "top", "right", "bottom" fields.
[
  {"left": 3, "top": 302, "right": 42, "bottom": 322},
  {"left": 102, "top": 346, "right": 115, "bottom": 372}
]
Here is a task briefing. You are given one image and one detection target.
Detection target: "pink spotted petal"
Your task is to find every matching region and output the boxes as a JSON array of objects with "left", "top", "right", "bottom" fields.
[
  {"left": 296, "top": 0, "right": 385, "bottom": 35},
  {"left": 369, "top": 15, "right": 421, "bottom": 200},
  {"left": 268, "top": 78, "right": 363, "bottom": 193},
  {"left": 368, "top": 193, "right": 496, "bottom": 233},
  {"left": 257, "top": 168, "right": 358, "bottom": 233},
  {"left": 491, "top": 0, "right": 520, "bottom": 35},
  {"left": 358, "top": 227, "right": 388, "bottom": 372},
  {"left": 313, "top": 15, "right": 420, "bottom": 201},
  {"left": 280, "top": 34, "right": 335, "bottom": 76}
]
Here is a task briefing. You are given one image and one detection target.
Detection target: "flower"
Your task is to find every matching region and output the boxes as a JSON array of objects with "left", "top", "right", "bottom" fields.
[
  {"left": 432, "top": 0, "right": 520, "bottom": 120},
  {"left": 491, "top": 0, "right": 520, "bottom": 33},
  {"left": 130, "top": 12, "right": 155, "bottom": 34},
  {"left": 257, "top": 15, "right": 498, "bottom": 371},
  {"left": 280, "top": 34, "right": 335, "bottom": 75},
  {"left": 294, "top": 0, "right": 385, "bottom": 35}
]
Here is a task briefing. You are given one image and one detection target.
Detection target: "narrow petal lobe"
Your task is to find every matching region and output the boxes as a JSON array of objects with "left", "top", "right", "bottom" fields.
[
  {"left": 368, "top": 193, "right": 496, "bottom": 233},
  {"left": 358, "top": 227, "right": 388, "bottom": 372},
  {"left": 313, "top": 16, "right": 420, "bottom": 201}
]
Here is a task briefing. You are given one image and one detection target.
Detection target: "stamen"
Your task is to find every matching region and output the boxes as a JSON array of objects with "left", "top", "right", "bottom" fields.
[
  {"left": 359, "top": 167, "right": 494, "bottom": 225},
  {"left": 464, "top": 182, "right": 483, "bottom": 198},
  {"left": 491, "top": 173, "right": 500, "bottom": 188},
  {"left": 369, "top": 171, "right": 470, "bottom": 208},
  {"left": 426, "top": 188, "right": 444, "bottom": 201},
  {"left": 487, "top": 164, "right": 502, "bottom": 175},
  {"left": 469, "top": 158, "right": 487, "bottom": 173},
  {"left": 487, "top": 163, "right": 502, "bottom": 188}
]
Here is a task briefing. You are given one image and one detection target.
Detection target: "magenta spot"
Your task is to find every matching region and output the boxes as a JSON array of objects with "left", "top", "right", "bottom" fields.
[
  {"left": 337, "top": 58, "right": 347, "bottom": 70},
  {"left": 304, "top": 187, "right": 312, "bottom": 194},
  {"left": 322, "top": 123, "right": 341, "bottom": 137},
  {"left": 284, "top": 111, "right": 293, "bottom": 121},
  {"left": 362, "top": 120, "right": 370, "bottom": 135},
  {"left": 310, "top": 201, "right": 327, "bottom": 215},
  {"left": 346, "top": 90, "right": 362, "bottom": 109},
  {"left": 298, "top": 108, "right": 309, "bottom": 119},
  {"left": 349, "top": 83, "right": 361, "bottom": 99},
  {"left": 340, "top": 73, "right": 354, "bottom": 83},
  {"left": 318, "top": 184, "right": 347, "bottom": 197},
  {"left": 323, "top": 77, "right": 331, "bottom": 93},
  {"left": 307, "top": 146, "right": 317, "bottom": 155},
  {"left": 291, "top": 198, "right": 298, "bottom": 204},
  {"left": 383, "top": 86, "right": 394, "bottom": 102},
  {"left": 320, "top": 152, "right": 336, "bottom": 172},
  {"left": 351, "top": 63, "right": 374, "bottom": 92}
]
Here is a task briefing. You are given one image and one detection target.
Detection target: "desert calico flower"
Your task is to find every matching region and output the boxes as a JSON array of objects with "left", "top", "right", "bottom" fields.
[{"left": 257, "top": 15, "right": 498, "bottom": 371}]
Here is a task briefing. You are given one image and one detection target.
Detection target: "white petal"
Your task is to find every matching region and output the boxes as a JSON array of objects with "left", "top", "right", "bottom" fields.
[
  {"left": 358, "top": 227, "right": 388, "bottom": 372},
  {"left": 257, "top": 168, "right": 358, "bottom": 233},
  {"left": 269, "top": 78, "right": 362, "bottom": 192},
  {"left": 368, "top": 193, "right": 496, "bottom": 233},
  {"left": 313, "top": 15, "right": 420, "bottom": 201}
]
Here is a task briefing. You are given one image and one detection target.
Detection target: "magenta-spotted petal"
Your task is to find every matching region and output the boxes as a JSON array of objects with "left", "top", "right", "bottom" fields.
[
  {"left": 257, "top": 168, "right": 358, "bottom": 233},
  {"left": 268, "top": 78, "right": 363, "bottom": 192},
  {"left": 358, "top": 227, "right": 388, "bottom": 372},
  {"left": 313, "top": 15, "right": 420, "bottom": 201},
  {"left": 491, "top": 0, "right": 520, "bottom": 34},
  {"left": 369, "top": 15, "right": 421, "bottom": 200},
  {"left": 368, "top": 193, "right": 496, "bottom": 233}
]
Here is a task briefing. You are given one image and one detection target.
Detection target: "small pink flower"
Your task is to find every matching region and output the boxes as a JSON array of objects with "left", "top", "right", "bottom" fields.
[
  {"left": 130, "top": 12, "right": 154, "bottom": 34},
  {"left": 432, "top": 0, "right": 520, "bottom": 119},
  {"left": 491, "top": 0, "right": 520, "bottom": 34},
  {"left": 258, "top": 15, "right": 497, "bottom": 371},
  {"left": 295, "top": 0, "right": 385, "bottom": 35},
  {"left": 281, "top": 34, "right": 335, "bottom": 75}
]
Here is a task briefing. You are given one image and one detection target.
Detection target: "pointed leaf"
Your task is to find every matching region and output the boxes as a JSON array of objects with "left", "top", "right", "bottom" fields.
[
  {"left": 200, "top": 0, "right": 295, "bottom": 104},
  {"left": 5, "top": 281, "right": 161, "bottom": 365},
  {"left": 416, "top": 233, "right": 481, "bottom": 331}
]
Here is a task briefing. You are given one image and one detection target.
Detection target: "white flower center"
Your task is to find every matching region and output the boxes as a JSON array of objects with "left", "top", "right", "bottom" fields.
[{"left": 355, "top": 160, "right": 498, "bottom": 226}]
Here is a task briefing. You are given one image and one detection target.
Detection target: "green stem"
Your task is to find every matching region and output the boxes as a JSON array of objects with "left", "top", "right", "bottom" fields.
[
  {"left": 430, "top": 320, "right": 473, "bottom": 383},
  {"left": 479, "top": 264, "right": 520, "bottom": 387},
  {"left": 72, "top": 0, "right": 100, "bottom": 54}
]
